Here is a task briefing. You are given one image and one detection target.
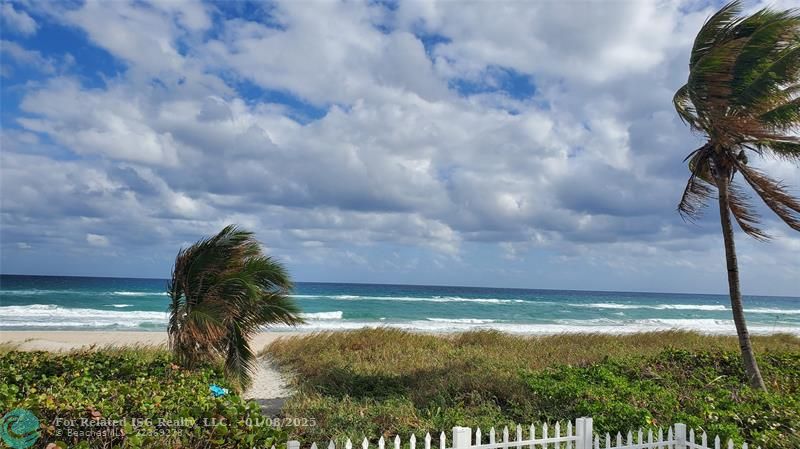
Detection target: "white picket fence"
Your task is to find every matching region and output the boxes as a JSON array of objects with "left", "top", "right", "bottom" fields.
[{"left": 283, "top": 417, "right": 758, "bottom": 449}]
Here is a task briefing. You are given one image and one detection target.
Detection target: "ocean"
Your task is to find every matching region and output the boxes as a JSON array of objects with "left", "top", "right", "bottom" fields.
[{"left": 1, "top": 274, "right": 799, "bottom": 334}]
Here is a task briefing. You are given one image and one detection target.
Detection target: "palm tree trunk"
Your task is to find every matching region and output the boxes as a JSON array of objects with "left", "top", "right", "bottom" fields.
[{"left": 715, "top": 170, "right": 767, "bottom": 391}]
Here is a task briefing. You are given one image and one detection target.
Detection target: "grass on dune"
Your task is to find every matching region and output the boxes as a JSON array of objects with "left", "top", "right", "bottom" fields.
[{"left": 266, "top": 329, "right": 800, "bottom": 448}]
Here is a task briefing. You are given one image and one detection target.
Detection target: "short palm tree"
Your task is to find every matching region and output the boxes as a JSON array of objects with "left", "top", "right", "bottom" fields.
[
  {"left": 167, "top": 225, "right": 304, "bottom": 390},
  {"left": 673, "top": 0, "right": 800, "bottom": 390}
]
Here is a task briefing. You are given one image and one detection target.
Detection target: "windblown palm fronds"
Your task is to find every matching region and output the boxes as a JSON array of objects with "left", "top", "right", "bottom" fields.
[
  {"left": 674, "top": 0, "right": 800, "bottom": 235},
  {"left": 673, "top": 0, "right": 800, "bottom": 390},
  {"left": 167, "top": 225, "right": 303, "bottom": 390}
]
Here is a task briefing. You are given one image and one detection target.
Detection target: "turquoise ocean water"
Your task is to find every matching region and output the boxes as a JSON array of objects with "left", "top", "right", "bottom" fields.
[{"left": 1, "top": 274, "right": 798, "bottom": 334}]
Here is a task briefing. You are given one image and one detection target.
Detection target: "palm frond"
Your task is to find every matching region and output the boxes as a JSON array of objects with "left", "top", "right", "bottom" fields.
[
  {"left": 728, "top": 181, "right": 770, "bottom": 240},
  {"left": 732, "top": 8, "right": 800, "bottom": 100},
  {"left": 678, "top": 145, "right": 716, "bottom": 221},
  {"left": 736, "top": 164, "right": 800, "bottom": 231},
  {"left": 674, "top": 84, "right": 701, "bottom": 129},
  {"left": 737, "top": 43, "right": 800, "bottom": 109},
  {"left": 678, "top": 175, "right": 715, "bottom": 221},
  {"left": 261, "top": 293, "right": 306, "bottom": 326},
  {"left": 759, "top": 96, "right": 800, "bottom": 132},
  {"left": 690, "top": 0, "right": 744, "bottom": 69},
  {"left": 222, "top": 322, "right": 256, "bottom": 390}
]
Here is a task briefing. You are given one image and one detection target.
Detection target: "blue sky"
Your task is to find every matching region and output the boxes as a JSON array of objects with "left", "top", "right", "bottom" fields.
[{"left": 1, "top": 0, "right": 798, "bottom": 296}]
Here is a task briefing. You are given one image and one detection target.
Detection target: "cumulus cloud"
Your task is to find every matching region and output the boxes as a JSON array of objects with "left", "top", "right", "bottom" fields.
[
  {"left": 1, "top": 2, "right": 37, "bottom": 36},
  {"left": 1, "top": 0, "right": 798, "bottom": 294},
  {"left": 0, "top": 40, "right": 56, "bottom": 75}
]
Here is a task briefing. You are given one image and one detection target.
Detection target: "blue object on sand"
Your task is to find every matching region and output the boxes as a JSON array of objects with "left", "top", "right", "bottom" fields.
[{"left": 209, "top": 384, "right": 229, "bottom": 397}]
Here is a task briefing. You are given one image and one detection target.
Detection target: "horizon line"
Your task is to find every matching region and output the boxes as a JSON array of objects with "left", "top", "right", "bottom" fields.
[{"left": 1, "top": 272, "right": 798, "bottom": 299}]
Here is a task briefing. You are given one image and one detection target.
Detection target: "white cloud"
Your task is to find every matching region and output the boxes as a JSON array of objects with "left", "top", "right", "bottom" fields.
[
  {"left": 1, "top": 3, "right": 37, "bottom": 36},
  {"left": 399, "top": 0, "right": 711, "bottom": 85},
  {"left": 0, "top": 40, "right": 55, "bottom": 75},
  {"left": 203, "top": 1, "right": 450, "bottom": 105},
  {"left": 86, "top": 233, "right": 110, "bottom": 247},
  {"left": 2, "top": 0, "right": 798, "bottom": 294}
]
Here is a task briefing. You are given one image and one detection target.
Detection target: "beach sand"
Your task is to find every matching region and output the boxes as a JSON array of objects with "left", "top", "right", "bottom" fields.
[
  {"left": 0, "top": 330, "right": 301, "bottom": 351},
  {"left": 0, "top": 330, "right": 301, "bottom": 414}
]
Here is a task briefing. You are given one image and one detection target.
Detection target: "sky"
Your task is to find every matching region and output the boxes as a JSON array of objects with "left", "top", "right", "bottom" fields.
[{"left": 0, "top": 0, "right": 798, "bottom": 296}]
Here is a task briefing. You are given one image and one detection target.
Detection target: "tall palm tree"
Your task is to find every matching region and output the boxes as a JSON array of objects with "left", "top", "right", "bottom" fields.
[
  {"left": 673, "top": 0, "right": 800, "bottom": 390},
  {"left": 168, "top": 225, "right": 304, "bottom": 390}
]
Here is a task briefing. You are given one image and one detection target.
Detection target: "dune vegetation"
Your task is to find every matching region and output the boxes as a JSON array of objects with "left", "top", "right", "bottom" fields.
[
  {"left": 267, "top": 329, "right": 800, "bottom": 449},
  {"left": 0, "top": 346, "right": 286, "bottom": 449}
]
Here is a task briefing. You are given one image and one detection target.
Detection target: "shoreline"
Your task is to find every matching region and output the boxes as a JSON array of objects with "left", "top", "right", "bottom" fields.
[{"left": 0, "top": 330, "right": 303, "bottom": 352}]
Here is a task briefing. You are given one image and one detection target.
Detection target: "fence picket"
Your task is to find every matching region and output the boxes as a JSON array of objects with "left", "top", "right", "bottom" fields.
[
  {"left": 568, "top": 421, "right": 573, "bottom": 449},
  {"left": 668, "top": 426, "right": 673, "bottom": 449},
  {"left": 542, "top": 424, "right": 548, "bottom": 449},
  {"left": 490, "top": 427, "right": 496, "bottom": 445},
  {"left": 394, "top": 435, "right": 401, "bottom": 449},
  {"left": 477, "top": 428, "right": 482, "bottom": 445},
  {"left": 701, "top": 432, "right": 707, "bottom": 449},
  {"left": 346, "top": 439, "right": 353, "bottom": 449},
  {"left": 689, "top": 429, "right": 695, "bottom": 448},
  {"left": 311, "top": 444, "right": 318, "bottom": 449},
  {"left": 441, "top": 432, "right": 446, "bottom": 449},
  {"left": 605, "top": 433, "right": 610, "bottom": 449},
  {"left": 425, "top": 433, "right": 431, "bottom": 449},
  {"left": 727, "top": 439, "right": 733, "bottom": 449},
  {"left": 714, "top": 435, "right": 720, "bottom": 449},
  {"left": 637, "top": 429, "right": 643, "bottom": 447},
  {"left": 529, "top": 425, "right": 536, "bottom": 449},
  {"left": 363, "top": 437, "right": 369, "bottom": 449},
  {"left": 329, "top": 440, "right": 336, "bottom": 449},
  {"left": 379, "top": 437, "right": 385, "bottom": 449},
  {"left": 648, "top": 429, "right": 653, "bottom": 449},
  {"left": 503, "top": 426, "right": 510, "bottom": 449},
  {"left": 516, "top": 425, "right": 523, "bottom": 449},
  {"left": 410, "top": 434, "right": 417, "bottom": 449}
]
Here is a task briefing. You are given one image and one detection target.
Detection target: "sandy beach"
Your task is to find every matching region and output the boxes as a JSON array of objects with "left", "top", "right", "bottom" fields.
[{"left": 0, "top": 330, "right": 302, "bottom": 352}]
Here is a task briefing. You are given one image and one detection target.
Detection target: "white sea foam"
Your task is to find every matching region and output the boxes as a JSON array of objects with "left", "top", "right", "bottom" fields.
[
  {"left": 292, "top": 294, "right": 523, "bottom": 304},
  {"left": 111, "top": 291, "right": 167, "bottom": 296},
  {"left": 426, "top": 318, "right": 497, "bottom": 324},
  {"left": 0, "top": 304, "right": 167, "bottom": 328},
  {"left": 108, "top": 304, "right": 133, "bottom": 308},
  {"left": 0, "top": 289, "right": 79, "bottom": 295},
  {"left": 301, "top": 311, "right": 343, "bottom": 320},
  {"left": 578, "top": 302, "right": 800, "bottom": 314},
  {"left": 579, "top": 303, "right": 728, "bottom": 311},
  {"left": 745, "top": 308, "right": 800, "bottom": 315}
]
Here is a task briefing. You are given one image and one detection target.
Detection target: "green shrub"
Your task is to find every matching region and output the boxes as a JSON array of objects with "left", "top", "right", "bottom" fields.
[
  {"left": 0, "top": 348, "right": 286, "bottom": 448},
  {"left": 268, "top": 330, "right": 800, "bottom": 448},
  {"left": 520, "top": 349, "right": 800, "bottom": 448}
]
